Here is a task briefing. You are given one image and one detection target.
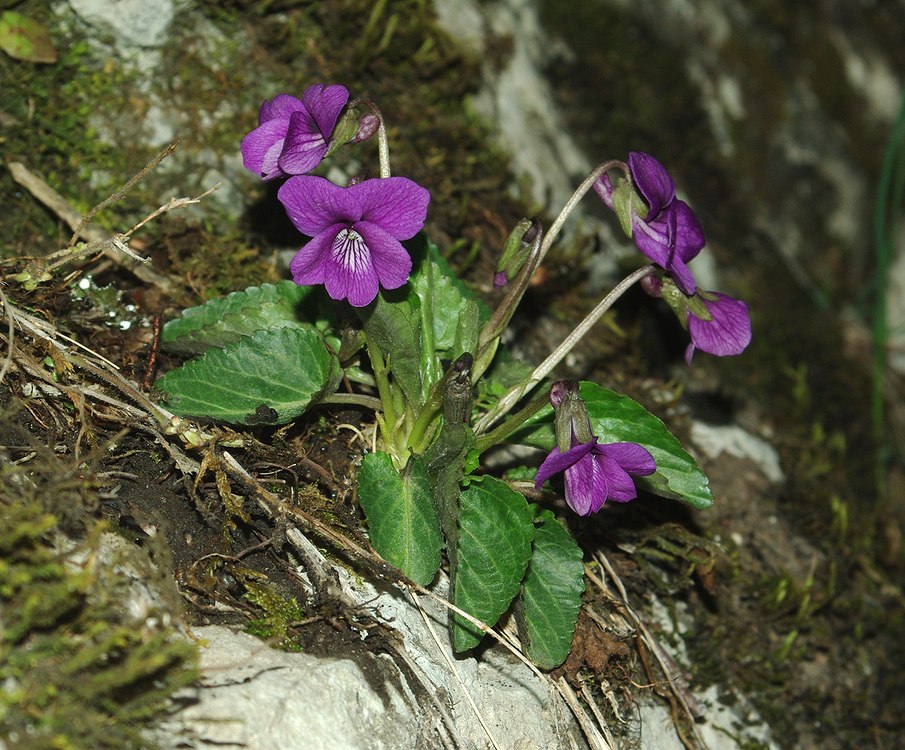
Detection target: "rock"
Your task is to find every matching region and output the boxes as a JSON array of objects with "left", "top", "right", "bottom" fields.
[{"left": 68, "top": 0, "right": 178, "bottom": 50}]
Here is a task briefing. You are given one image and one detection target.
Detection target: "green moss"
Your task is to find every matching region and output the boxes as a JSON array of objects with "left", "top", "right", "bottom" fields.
[
  {"left": 240, "top": 568, "right": 305, "bottom": 647},
  {"left": 0, "top": 445, "right": 198, "bottom": 750}
]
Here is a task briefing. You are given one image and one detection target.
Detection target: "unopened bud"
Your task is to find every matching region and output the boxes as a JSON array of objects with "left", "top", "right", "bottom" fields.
[
  {"left": 494, "top": 218, "right": 541, "bottom": 288},
  {"left": 550, "top": 379, "right": 593, "bottom": 452}
]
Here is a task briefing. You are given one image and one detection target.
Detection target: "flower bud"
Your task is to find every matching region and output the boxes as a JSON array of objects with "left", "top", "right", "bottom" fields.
[
  {"left": 494, "top": 218, "right": 541, "bottom": 288},
  {"left": 550, "top": 380, "right": 594, "bottom": 452}
]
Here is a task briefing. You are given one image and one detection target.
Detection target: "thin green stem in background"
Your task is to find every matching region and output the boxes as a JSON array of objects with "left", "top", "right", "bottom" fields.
[{"left": 872, "top": 92, "right": 905, "bottom": 501}]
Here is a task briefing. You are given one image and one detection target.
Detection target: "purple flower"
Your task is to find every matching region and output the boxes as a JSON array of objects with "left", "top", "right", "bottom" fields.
[
  {"left": 241, "top": 85, "right": 350, "bottom": 181},
  {"left": 535, "top": 439, "right": 656, "bottom": 516},
  {"left": 278, "top": 175, "right": 430, "bottom": 307},
  {"left": 596, "top": 151, "right": 704, "bottom": 295},
  {"left": 685, "top": 292, "right": 752, "bottom": 364}
]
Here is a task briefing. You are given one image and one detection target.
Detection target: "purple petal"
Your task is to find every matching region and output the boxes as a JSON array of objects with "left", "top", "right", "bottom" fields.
[
  {"left": 563, "top": 454, "right": 602, "bottom": 515},
  {"left": 628, "top": 152, "right": 675, "bottom": 219},
  {"left": 350, "top": 177, "right": 431, "bottom": 239},
  {"left": 669, "top": 256, "right": 698, "bottom": 296},
  {"left": 278, "top": 109, "right": 329, "bottom": 175},
  {"left": 592, "top": 453, "right": 637, "bottom": 502},
  {"left": 259, "top": 94, "right": 304, "bottom": 124},
  {"left": 686, "top": 293, "right": 752, "bottom": 361},
  {"left": 301, "top": 84, "right": 349, "bottom": 143},
  {"left": 241, "top": 118, "right": 291, "bottom": 180},
  {"left": 289, "top": 225, "right": 344, "bottom": 287},
  {"left": 672, "top": 200, "right": 705, "bottom": 263},
  {"left": 355, "top": 221, "right": 413, "bottom": 290},
  {"left": 278, "top": 176, "right": 362, "bottom": 236},
  {"left": 535, "top": 441, "right": 596, "bottom": 489},
  {"left": 323, "top": 227, "right": 379, "bottom": 307},
  {"left": 596, "top": 442, "right": 656, "bottom": 476},
  {"left": 632, "top": 212, "right": 672, "bottom": 268}
]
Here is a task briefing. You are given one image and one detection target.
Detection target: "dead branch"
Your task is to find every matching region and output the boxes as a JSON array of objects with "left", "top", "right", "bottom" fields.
[{"left": 7, "top": 156, "right": 214, "bottom": 298}]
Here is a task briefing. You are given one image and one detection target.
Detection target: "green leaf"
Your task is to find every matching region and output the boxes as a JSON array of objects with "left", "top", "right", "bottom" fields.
[
  {"left": 0, "top": 12, "right": 57, "bottom": 64},
  {"left": 156, "top": 327, "right": 341, "bottom": 425},
  {"left": 515, "top": 509, "right": 585, "bottom": 669},
  {"left": 162, "top": 282, "right": 326, "bottom": 354},
  {"left": 452, "top": 477, "right": 534, "bottom": 652},
  {"left": 361, "top": 287, "right": 424, "bottom": 409},
  {"left": 511, "top": 381, "right": 713, "bottom": 509},
  {"left": 411, "top": 243, "right": 481, "bottom": 360},
  {"left": 357, "top": 453, "right": 442, "bottom": 586}
]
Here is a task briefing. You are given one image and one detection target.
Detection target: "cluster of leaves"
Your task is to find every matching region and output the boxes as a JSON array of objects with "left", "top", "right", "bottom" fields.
[{"left": 156, "top": 238, "right": 713, "bottom": 668}]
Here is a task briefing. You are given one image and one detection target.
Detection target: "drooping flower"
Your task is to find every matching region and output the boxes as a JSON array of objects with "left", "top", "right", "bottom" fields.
[
  {"left": 535, "top": 439, "right": 656, "bottom": 516},
  {"left": 278, "top": 175, "right": 430, "bottom": 307},
  {"left": 653, "top": 277, "right": 752, "bottom": 362},
  {"left": 241, "top": 84, "right": 350, "bottom": 181},
  {"left": 595, "top": 151, "right": 704, "bottom": 295},
  {"left": 684, "top": 291, "right": 752, "bottom": 363},
  {"left": 535, "top": 380, "right": 656, "bottom": 516}
]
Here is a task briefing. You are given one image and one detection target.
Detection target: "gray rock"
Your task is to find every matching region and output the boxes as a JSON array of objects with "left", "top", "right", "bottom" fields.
[{"left": 68, "top": 0, "right": 178, "bottom": 50}]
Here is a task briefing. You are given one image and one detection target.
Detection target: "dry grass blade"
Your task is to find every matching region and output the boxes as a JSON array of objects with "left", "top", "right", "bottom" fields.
[
  {"left": 0, "top": 288, "right": 14, "bottom": 385},
  {"left": 6, "top": 155, "right": 216, "bottom": 297},
  {"left": 590, "top": 553, "right": 708, "bottom": 750}
]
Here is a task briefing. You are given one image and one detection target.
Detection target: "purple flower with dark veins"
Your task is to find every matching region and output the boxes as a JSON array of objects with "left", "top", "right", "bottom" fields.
[
  {"left": 535, "top": 439, "right": 656, "bottom": 516},
  {"left": 535, "top": 381, "right": 656, "bottom": 516},
  {"left": 278, "top": 175, "right": 430, "bottom": 307},
  {"left": 241, "top": 85, "right": 349, "bottom": 181},
  {"left": 596, "top": 151, "right": 704, "bottom": 294},
  {"left": 684, "top": 292, "right": 752, "bottom": 364}
]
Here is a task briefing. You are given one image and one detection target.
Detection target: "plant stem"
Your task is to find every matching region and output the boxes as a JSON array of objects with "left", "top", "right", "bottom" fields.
[
  {"left": 377, "top": 118, "right": 391, "bottom": 179},
  {"left": 318, "top": 393, "right": 383, "bottom": 411},
  {"left": 474, "top": 264, "right": 654, "bottom": 434},
  {"left": 473, "top": 394, "right": 549, "bottom": 455},
  {"left": 537, "top": 160, "right": 628, "bottom": 269},
  {"left": 363, "top": 333, "right": 396, "bottom": 446}
]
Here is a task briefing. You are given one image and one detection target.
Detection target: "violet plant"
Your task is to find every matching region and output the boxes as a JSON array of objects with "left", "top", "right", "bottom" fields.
[{"left": 156, "top": 83, "right": 751, "bottom": 667}]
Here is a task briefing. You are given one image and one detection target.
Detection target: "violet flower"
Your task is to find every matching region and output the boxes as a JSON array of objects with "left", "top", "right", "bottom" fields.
[
  {"left": 241, "top": 85, "right": 349, "bottom": 181},
  {"left": 536, "top": 381, "right": 655, "bottom": 516},
  {"left": 535, "top": 439, "right": 656, "bottom": 516},
  {"left": 685, "top": 291, "right": 752, "bottom": 363},
  {"left": 278, "top": 175, "right": 430, "bottom": 307},
  {"left": 595, "top": 151, "right": 704, "bottom": 295}
]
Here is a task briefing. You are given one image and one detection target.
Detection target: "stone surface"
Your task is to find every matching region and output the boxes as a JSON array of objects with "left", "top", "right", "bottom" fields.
[
  {"left": 67, "top": 0, "right": 178, "bottom": 50},
  {"left": 154, "top": 626, "right": 424, "bottom": 750}
]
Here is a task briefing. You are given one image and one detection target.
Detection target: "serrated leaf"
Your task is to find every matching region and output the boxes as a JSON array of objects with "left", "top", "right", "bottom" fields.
[
  {"left": 156, "top": 327, "right": 340, "bottom": 425},
  {"left": 515, "top": 509, "right": 585, "bottom": 669},
  {"left": 357, "top": 453, "right": 442, "bottom": 586},
  {"left": 452, "top": 477, "right": 534, "bottom": 652},
  {"left": 511, "top": 381, "right": 713, "bottom": 509},
  {"left": 0, "top": 12, "right": 57, "bottom": 64},
  {"left": 162, "top": 281, "right": 324, "bottom": 354}
]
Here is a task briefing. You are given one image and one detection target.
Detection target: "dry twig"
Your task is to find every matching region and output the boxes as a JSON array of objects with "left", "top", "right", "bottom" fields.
[{"left": 7, "top": 152, "right": 217, "bottom": 297}]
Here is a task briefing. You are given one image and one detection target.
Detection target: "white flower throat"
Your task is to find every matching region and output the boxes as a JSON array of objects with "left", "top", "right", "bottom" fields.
[{"left": 331, "top": 228, "right": 368, "bottom": 271}]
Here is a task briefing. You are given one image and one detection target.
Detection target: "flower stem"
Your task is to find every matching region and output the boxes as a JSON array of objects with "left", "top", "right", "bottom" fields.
[
  {"left": 363, "top": 333, "right": 396, "bottom": 446},
  {"left": 473, "top": 264, "right": 654, "bottom": 434},
  {"left": 536, "top": 160, "right": 628, "bottom": 268},
  {"left": 473, "top": 221, "right": 544, "bottom": 382},
  {"left": 377, "top": 119, "right": 391, "bottom": 179},
  {"left": 473, "top": 394, "right": 550, "bottom": 455}
]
